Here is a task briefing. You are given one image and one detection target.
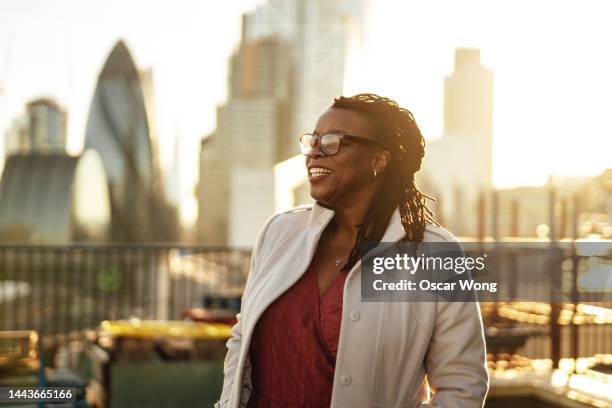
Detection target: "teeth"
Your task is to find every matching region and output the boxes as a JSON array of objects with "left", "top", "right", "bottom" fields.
[{"left": 310, "top": 167, "right": 332, "bottom": 177}]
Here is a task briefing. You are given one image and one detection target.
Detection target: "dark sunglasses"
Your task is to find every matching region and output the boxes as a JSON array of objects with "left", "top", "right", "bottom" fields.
[{"left": 298, "top": 133, "right": 379, "bottom": 156}]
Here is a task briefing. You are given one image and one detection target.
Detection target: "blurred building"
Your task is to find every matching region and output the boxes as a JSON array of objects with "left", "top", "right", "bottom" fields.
[
  {"left": 85, "top": 40, "right": 177, "bottom": 242},
  {"left": 229, "top": 35, "right": 294, "bottom": 162},
  {"left": 3, "top": 98, "right": 67, "bottom": 157},
  {"left": 198, "top": 0, "right": 360, "bottom": 246},
  {"left": 0, "top": 150, "right": 110, "bottom": 243},
  {"left": 243, "top": 0, "right": 354, "bottom": 142},
  {"left": 199, "top": 99, "right": 282, "bottom": 247},
  {"left": 274, "top": 154, "right": 312, "bottom": 213},
  {"left": 292, "top": 0, "right": 351, "bottom": 139},
  {"left": 243, "top": 0, "right": 297, "bottom": 41},
  {"left": 419, "top": 48, "right": 494, "bottom": 236},
  {"left": 594, "top": 169, "right": 612, "bottom": 227},
  {"left": 165, "top": 133, "right": 182, "bottom": 207},
  {"left": 495, "top": 170, "right": 612, "bottom": 238},
  {"left": 3, "top": 116, "right": 28, "bottom": 158},
  {"left": 198, "top": 8, "right": 294, "bottom": 247},
  {"left": 26, "top": 98, "right": 67, "bottom": 152},
  {"left": 443, "top": 48, "right": 493, "bottom": 138}
]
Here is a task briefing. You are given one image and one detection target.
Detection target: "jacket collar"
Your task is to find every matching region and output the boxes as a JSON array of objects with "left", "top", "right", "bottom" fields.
[{"left": 308, "top": 201, "right": 406, "bottom": 243}]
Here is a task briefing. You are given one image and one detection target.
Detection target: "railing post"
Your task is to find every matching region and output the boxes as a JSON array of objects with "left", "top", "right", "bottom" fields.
[
  {"left": 157, "top": 248, "right": 170, "bottom": 320},
  {"left": 511, "top": 199, "right": 518, "bottom": 237},
  {"left": 570, "top": 193, "right": 580, "bottom": 368},
  {"left": 561, "top": 199, "right": 568, "bottom": 240},
  {"left": 491, "top": 189, "right": 499, "bottom": 242},
  {"left": 548, "top": 180, "right": 561, "bottom": 369},
  {"left": 477, "top": 190, "right": 486, "bottom": 241},
  {"left": 453, "top": 185, "right": 462, "bottom": 236}
]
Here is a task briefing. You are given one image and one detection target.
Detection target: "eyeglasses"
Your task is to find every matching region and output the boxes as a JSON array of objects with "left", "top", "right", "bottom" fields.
[{"left": 298, "top": 132, "right": 379, "bottom": 156}]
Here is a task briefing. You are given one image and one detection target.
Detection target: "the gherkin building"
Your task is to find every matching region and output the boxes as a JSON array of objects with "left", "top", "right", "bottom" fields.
[{"left": 85, "top": 40, "right": 176, "bottom": 242}]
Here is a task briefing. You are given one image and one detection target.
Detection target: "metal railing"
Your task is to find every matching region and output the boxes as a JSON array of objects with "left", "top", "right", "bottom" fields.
[
  {"left": 0, "top": 243, "right": 610, "bottom": 368},
  {"left": 0, "top": 245, "right": 251, "bottom": 338}
]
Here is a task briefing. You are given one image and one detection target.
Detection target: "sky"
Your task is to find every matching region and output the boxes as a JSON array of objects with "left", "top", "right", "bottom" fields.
[
  {"left": 349, "top": 0, "right": 612, "bottom": 187},
  {"left": 0, "top": 0, "right": 610, "bottom": 228}
]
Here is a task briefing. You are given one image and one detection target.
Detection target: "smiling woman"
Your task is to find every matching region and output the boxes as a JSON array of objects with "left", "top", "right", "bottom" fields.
[{"left": 216, "top": 93, "right": 488, "bottom": 408}]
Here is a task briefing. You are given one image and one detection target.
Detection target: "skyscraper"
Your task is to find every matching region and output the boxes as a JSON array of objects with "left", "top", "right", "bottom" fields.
[
  {"left": 242, "top": 0, "right": 359, "bottom": 148},
  {"left": 26, "top": 98, "right": 67, "bottom": 152},
  {"left": 199, "top": 99, "right": 283, "bottom": 246},
  {"left": 84, "top": 40, "right": 163, "bottom": 242},
  {"left": 198, "top": 0, "right": 362, "bottom": 246},
  {"left": 3, "top": 116, "right": 28, "bottom": 158},
  {"left": 3, "top": 98, "right": 67, "bottom": 157},
  {"left": 419, "top": 48, "right": 494, "bottom": 236},
  {"left": 292, "top": 0, "right": 349, "bottom": 137},
  {"left": 444, "top": 48, "right": 494, "bottom": 138},
  {"left": 198, "top": 12, "right": 294, "bottom": 246},
  {"left": 229, "top": 36, "right": 294, "bottom": 161}
]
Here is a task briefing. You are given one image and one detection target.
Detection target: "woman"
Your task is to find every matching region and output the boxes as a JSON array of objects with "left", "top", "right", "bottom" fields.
[{"left": 216, "top": 94, "right": 488, "bottom": 408}]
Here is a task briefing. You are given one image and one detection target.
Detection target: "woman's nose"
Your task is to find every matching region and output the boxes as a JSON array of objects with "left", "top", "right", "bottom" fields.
[{"left": 305, "top": 143, "right": 325, "bottom": 158}]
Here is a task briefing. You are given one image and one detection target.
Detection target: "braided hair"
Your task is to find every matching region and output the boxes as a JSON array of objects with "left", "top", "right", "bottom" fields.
[{"left": 331, "top": 93, "right": 439, "bottom": 272}]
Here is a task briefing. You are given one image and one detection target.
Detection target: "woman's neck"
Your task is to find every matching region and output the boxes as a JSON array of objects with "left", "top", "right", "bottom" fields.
[
  {"left": 329, "top": 197, "right": 371, "bottom": 237},
  {"left": 322, "top": 186, "right": 377, "bottom": 237}
]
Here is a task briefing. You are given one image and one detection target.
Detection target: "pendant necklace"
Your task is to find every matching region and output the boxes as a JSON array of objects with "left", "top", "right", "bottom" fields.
[{"left": 328, "top": 229, "right": 345, "bottom": 269}]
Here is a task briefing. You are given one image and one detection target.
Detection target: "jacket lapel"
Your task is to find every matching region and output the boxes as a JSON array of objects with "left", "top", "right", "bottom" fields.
[
  {"left": 244, "top": 204, "right": 406, "bottom": 328},
  {"left": 243, "top": 202, "right": 334, "bottom": 330}
]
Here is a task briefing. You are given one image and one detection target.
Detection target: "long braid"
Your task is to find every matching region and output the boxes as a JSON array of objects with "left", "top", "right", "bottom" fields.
[{"left": 330, "top": 94, "right": 439, "bottom": 272}]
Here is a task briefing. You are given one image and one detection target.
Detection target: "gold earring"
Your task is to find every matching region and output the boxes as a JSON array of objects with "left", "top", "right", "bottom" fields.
[{"left": 373, "top": 169, "right": 378, "bottom": 178}]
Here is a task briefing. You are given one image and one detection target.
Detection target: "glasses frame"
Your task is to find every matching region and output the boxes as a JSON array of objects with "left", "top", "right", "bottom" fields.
[{"left": 298, "top": 132, "right": 379, "bottom": 156}]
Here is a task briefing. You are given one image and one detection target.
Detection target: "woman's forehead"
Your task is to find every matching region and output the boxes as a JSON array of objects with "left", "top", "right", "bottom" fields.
[{"left": 314, "top": 107, "right": 374, "bottom": 135}]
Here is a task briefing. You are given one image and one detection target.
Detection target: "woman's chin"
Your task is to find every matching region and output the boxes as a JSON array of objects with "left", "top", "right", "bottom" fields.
[{"left": 310, "top": 187, "right": 334, "bottom": 205}]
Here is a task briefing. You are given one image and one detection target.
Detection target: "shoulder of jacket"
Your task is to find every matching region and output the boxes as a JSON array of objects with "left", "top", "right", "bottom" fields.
[
  {"left": 261, "top": 204, "right": 312, "bottom": 232},
  {"left": 280, "top": 204, "right": 313, "bottom": 214},
  {"left": 273, "top": 204, "right": 313, "bottom": 222},
  {"left": 423, "top": 223, "right": 458, "bottom": 243}
]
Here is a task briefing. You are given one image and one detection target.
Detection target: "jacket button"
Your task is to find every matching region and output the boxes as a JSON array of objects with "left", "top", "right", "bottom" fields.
[
  {"left": 349, "top": 310, "right": 361, "bottom": 321},
  {"left": 340, "top": 374, "right": 352, "bottom": 386}
]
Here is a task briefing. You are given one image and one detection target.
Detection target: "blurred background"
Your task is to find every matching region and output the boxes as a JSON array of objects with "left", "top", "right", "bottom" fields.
[{"left": 0, "top": 0, "right": 610, "bottom": 407}]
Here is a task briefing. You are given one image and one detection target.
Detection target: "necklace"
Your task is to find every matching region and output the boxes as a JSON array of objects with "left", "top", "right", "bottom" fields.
[{"left": 328, "top": 229, "right": 345, "bottom": 269}]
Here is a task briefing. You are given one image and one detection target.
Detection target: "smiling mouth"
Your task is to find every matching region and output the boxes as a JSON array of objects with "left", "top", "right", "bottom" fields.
[{"left": 308, "top": 167, "right": 333, "bottom": 181}]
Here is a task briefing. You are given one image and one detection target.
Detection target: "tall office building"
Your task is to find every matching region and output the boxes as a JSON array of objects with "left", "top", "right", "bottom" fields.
[
  {"left": 26, "top": 98, "right": 67, "bottom": 152},
  {"left": 198, "top": 0, "right": 362, "bottom": 246},
  {"left": 85, "top": 40, "right": 166, "bottom": 242},
  {"left": 242, "top": 0, "right": 358, "bottom": 146},
  {"left": 229, "top": 36, "right": 294, "bottom": 161},
  {"left": 3, "top": 116, "right": 28, "bottom": 158},
  {"left": 198, "top": 9, "right": 295, "bottom": 246},
  {"left": 444, "top": 48, "right": 494, "bottom": 137},
  {"left": 242, "top": 0, "right": 297, "bottom": 42},
  {"left": 165, "top": 133, "right": 182, "bottom": 207},
  {"left": 419, "top": 48, "right": 494, "bottom": 236},
  {"left": 292, "top": 0, "right": 349, "bottom": 137},
  {"left": 199, "top": 99, "right": 283, "bottom": 246},
  {"left": 3, "top": 98, "right": 67, "bottom": 157}
]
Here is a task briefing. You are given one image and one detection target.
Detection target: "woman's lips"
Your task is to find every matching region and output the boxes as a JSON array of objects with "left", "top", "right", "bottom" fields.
[
  {"left": 308, "top": 167, "right": 333, "bottom": 183},
  {"left": 309, "top": 173, "right": 330, "bottom": 183}
]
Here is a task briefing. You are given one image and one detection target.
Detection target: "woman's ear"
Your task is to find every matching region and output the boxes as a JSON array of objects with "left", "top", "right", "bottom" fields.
[{"left": 372, "top": 150, "right": 391, "bottom": 174}]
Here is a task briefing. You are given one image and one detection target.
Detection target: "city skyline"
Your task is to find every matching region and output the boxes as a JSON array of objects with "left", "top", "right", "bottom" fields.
[
  {"left": 198, "top": 0, "right": 358, "bottom": 246},
  {"left": 1, "top": 0, "right": 611, "bottom": 228}
]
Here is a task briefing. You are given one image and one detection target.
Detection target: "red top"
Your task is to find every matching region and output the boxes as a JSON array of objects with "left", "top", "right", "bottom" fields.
[{"left": 247, "top": 260, "right": 348, "bottom": 407}]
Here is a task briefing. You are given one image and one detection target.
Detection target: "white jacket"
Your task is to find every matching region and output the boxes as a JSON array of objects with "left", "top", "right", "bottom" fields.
[{"left": 217, "top": 202, "right": 488, "bottom": 408}]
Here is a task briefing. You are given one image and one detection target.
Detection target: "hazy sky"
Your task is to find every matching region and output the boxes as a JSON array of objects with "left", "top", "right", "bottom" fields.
[
  {"left": 350, "top": 0, "right": 612, "bottom": 187},
  {"left": 1, "top": 0, "right": 611, "bottom": 227}
]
